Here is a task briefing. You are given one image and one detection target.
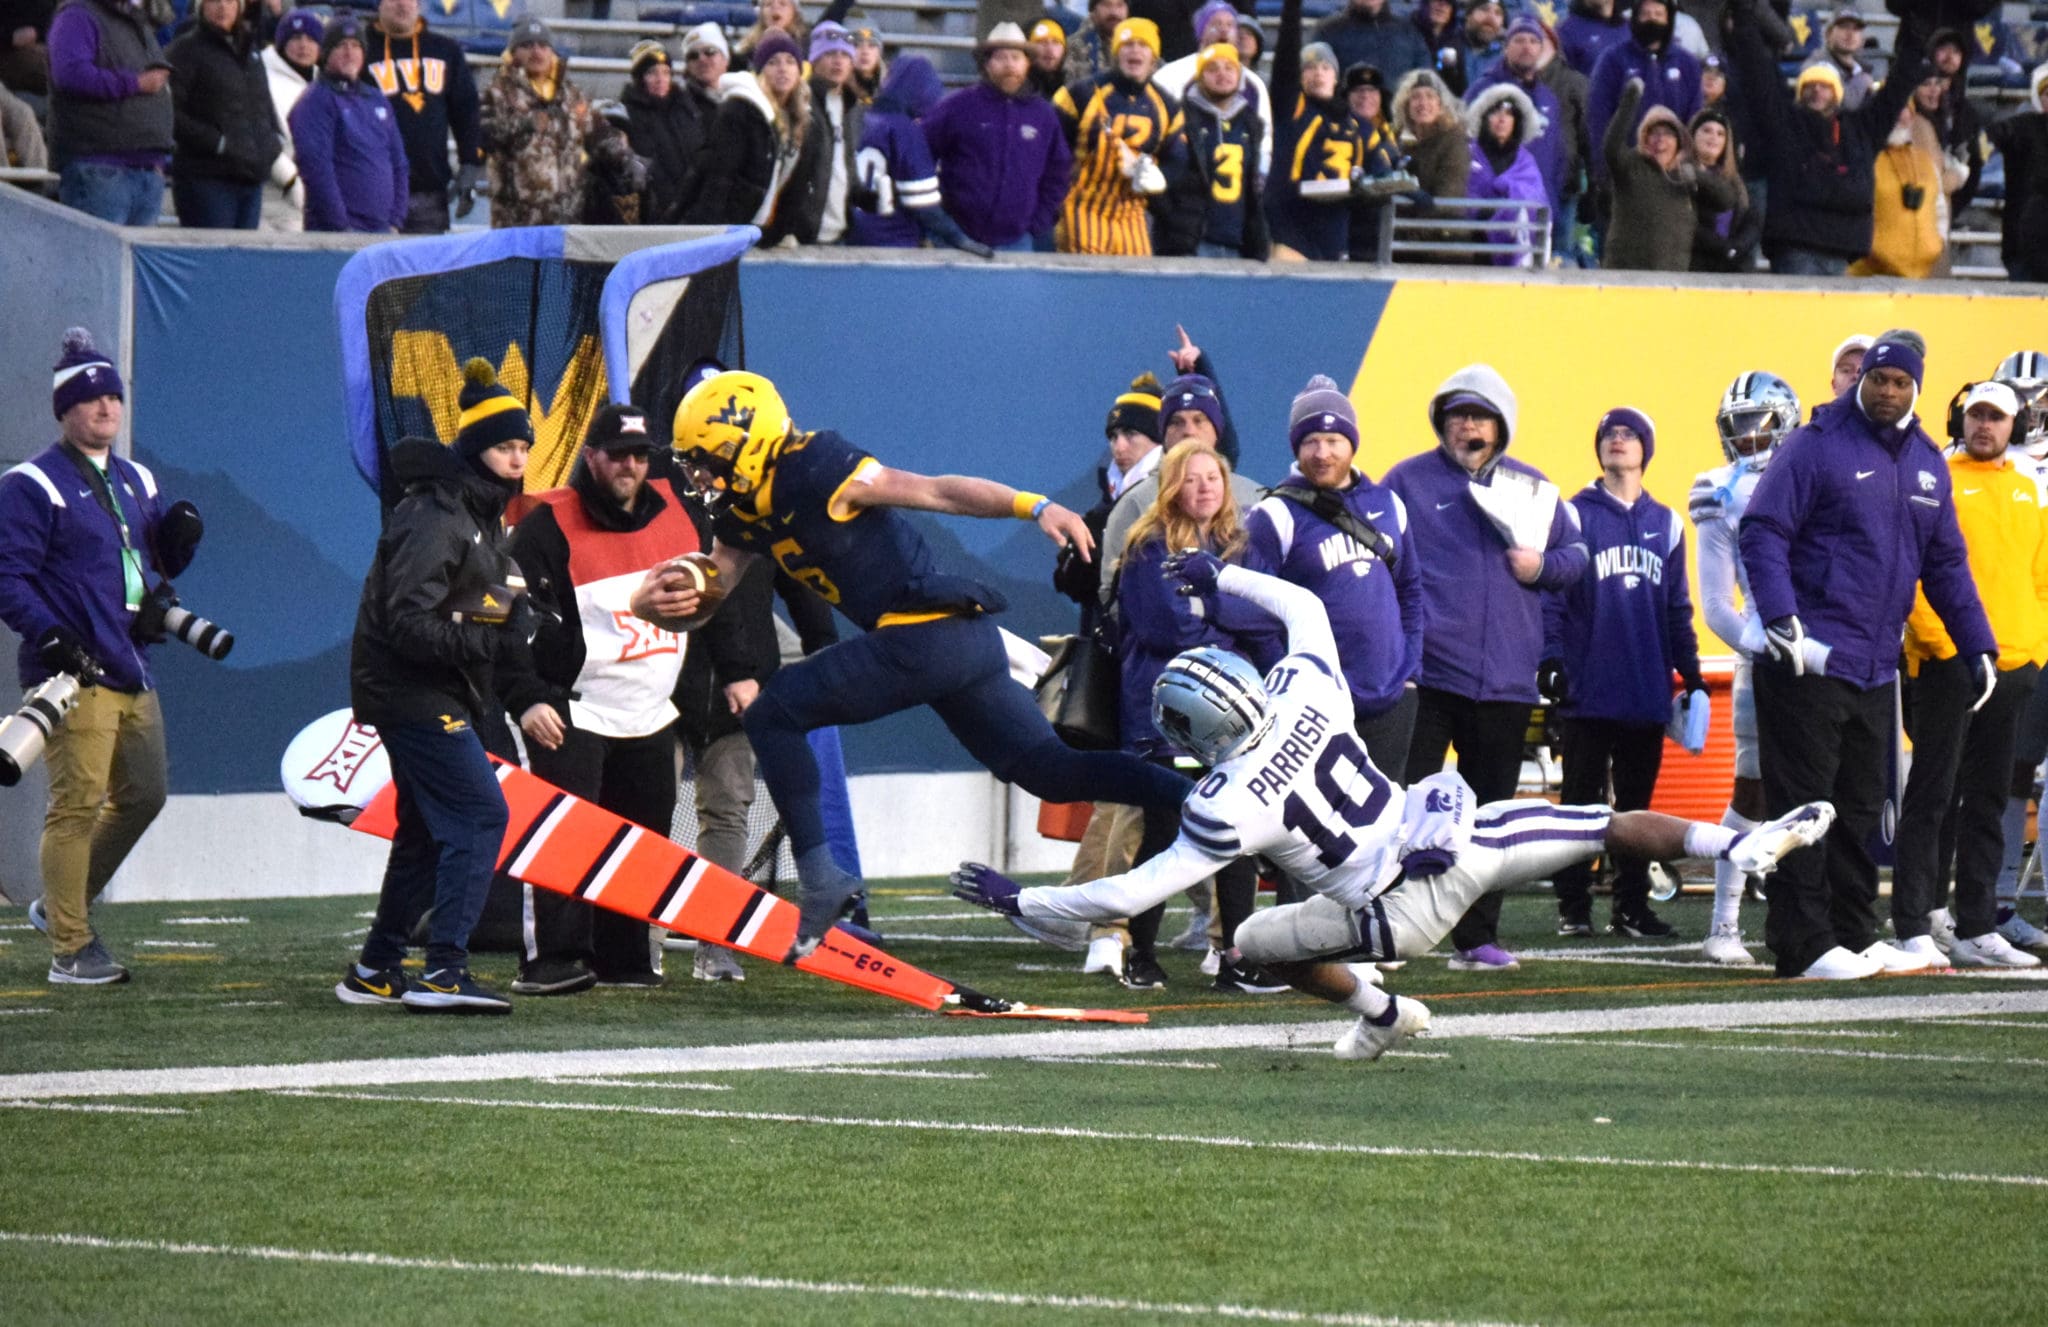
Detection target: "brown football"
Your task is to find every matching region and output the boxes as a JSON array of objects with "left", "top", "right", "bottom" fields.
[{"left": 649, "top": 551, "right": 727, "bottom": 633}]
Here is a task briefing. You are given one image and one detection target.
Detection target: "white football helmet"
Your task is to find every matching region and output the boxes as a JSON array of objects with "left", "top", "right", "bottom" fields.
[
  {"left": 1152, "top": 647, "right": 1271, "bottom": 766},
  {"left": 1716, "top": 372, "right": 1801, "bottom": 468}
]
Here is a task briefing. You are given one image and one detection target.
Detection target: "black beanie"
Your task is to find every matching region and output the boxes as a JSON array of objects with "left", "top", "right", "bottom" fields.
[
  {"left": 456, "top": 358, "right": 534, "bottom": 470},
  {"left": 1105, "top": 372, "right": 1162, "bottom": 440}
]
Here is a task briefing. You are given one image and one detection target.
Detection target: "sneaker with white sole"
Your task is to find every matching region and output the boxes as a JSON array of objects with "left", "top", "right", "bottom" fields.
[
  {"left": 1927, "top": 908, "right": 1959, "bottom": 955},
  {"left": 1702, "top": 922, "right": 1755, "bottom": 965},
  {"left": 1199, "top": 945, "right": 1222, "bottom": 977},
  {"left": 48, "top": 937, "right": 129, "bottom": 986},
  {"left": 1949, "top": 931, "right": 2043, "bottom": 969},
  {"left": 1727, "top": 801, "right": 1836, "bottom": 876},
  {"left": 1080, "top": 934, "right": 1124, "bottom": 977},
  {"left": 1861, "top": 940, "right": 1932, "bottom": 974},
  {"left": 691, "top": 945, "right": 746, "bottom": 982},
  {"left": 1996, "top": 907, "right": 2048, "bottom": 950},
  {"left": 1797, "top": 946, "right": 1883, "bottom": 980},
  {"left": 1895, "top": 935, "right": 1951, "bottom": 971},
  {"left": 335, "top": 964, "right": 408, "bottom": 1005},
  {"left": 1168, "top": 910, "right": 1212, "bottom": 952},
  {"left": 1334, "top": 995, "right": 1431, "bottom": 1061},
  {"left": 1447, "top": 944, "right": 1520, "bottom": 972},
  {"left": 402, "top": 967, "right": 511, "bottom": 1014}
]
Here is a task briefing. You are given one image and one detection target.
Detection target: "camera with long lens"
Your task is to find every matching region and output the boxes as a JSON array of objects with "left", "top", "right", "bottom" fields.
[
  {"left": 132, "top": 581, "right": 234, "bottom": 660},
  {"left": 0, "top": 629, "right": 105, "bottom": 788}
]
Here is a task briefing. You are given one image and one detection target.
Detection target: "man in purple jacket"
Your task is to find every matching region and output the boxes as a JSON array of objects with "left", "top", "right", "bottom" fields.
[
  {"left": 1740, "top": 335, "right": 1998, "bottom": 981},
  {"left": 46, "top": 0, "right": 173, "bottom": 224},
  {"left": 1246, "top": 375, "right": 1424, "bottom": 775},
  {"left": 287, "top": 17, "right": 408, "bottom": 233},
  {"left": 1385, "top": 364, "right": 1588, "bottom": 972},
  {"left": 922, "top": 23, "right": 1073, "bottom": 251},
  {"left": 1541, "top": 407, "right": 1703, "bottom": 941}
]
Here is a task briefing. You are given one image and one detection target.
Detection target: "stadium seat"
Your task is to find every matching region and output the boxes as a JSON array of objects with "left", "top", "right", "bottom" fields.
[{"left": 638, "top": 4, "right": 762, "bottom": 27}]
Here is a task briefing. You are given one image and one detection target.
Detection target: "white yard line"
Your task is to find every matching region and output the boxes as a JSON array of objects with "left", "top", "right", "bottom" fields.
[
  {"left": 0, "top": 1008, "right": 52, "bottom": 1018},
  {"left": 0, "top": 1230, "right": 1520, "bottom": 1327},
  {"left": 868, "top": 913, "right": 1000, "bottom": 923},
  {"left": 1911, "top": 1018, "right": 2048, "bottom": 1029},
  {"left": 871, "top": 933, "right": 1040, "bottom": 944},
  {"left": 1028, "top": 1057, "right": 1222, "bottom": 1069},
  {"left": 1489, "top": 1035, "right": 2048, "bottom": 1067},
  {"left": 218, "top": 1001, "right": 285, "bottom": 1009},
  {"left": 0, "top": 1100, "right": 186, "bottom": 1115},
  {"left": 538, "top": 1077, "right": 733, "bottom": 1092},
  {"left": 163, "top": 917, "right": 249, "bottom": 926},
  {"left": 787, "top": 1067, "right": 991, "bottom": 1081},
  {"left": 270, "top": 1089, "right": 2048, "bottom": 1190},
  {"left": 1717, "top": 1027, "right": 1902, "bottom": 1039},
  {"left": 139, "top": 941, "right": 217, "bottom": 950},
  {"left": 8, "top": 990, "right": 2048, "bottom": 1102}
]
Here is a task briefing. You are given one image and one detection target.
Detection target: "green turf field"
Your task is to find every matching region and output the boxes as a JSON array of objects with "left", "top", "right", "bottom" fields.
[{"left": 4, "top": 885, "right": 2047, "bottom": 1326}]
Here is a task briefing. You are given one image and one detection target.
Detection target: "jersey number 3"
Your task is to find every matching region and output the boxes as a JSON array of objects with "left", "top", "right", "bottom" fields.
[{"left": 1280, "top": 733, "right": 1391, "bottom": 869}]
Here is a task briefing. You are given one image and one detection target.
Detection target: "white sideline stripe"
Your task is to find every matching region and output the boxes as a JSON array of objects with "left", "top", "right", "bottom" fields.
[
  {"left": 272, "top": 1089, "right": 2048, "bottom": 1189},
  {"left": 219, "top": 1001, "right": 285, "bottom": 1009},
  {"left": 539, "top": 1077, "right": 732, "bottom": 1092},
  {"left": 10, "top": 990, "right": 2048, "bottom": 1101},
  {"left": 581, "top": 827, "right": 642, "bottom": 905},
  {"left": 0, "top": 1231, "right": 1514, "bottom": 1327},
  {"left": 163, "top": 916, "right": 249, "bottom": 925},
  {"left": 1491, "top": 1035, "right": 2048, "bottom": 1068},
  {"left": 0, "top": 1009, "right": 51, "bottom": 1018},
  {"left": 788, "top": 1067, "right": 991, "bottom": 1081},
  {"left": 139, "top": 941, "right": 216, "bottom": 949},
  {"left": 507, "top": 798, "right": 576, "bottom": 878},
  {"left": 1029, "top": 1057, "right": 1221, "bottom": 1069},
  {"left": 881, "top": 933, "right": 1039, "bottom": 945},
  {"left": 868, "top": 913, "right": 997, "bottom": 923},
  {"left": 0, "top": 1100, "right": 186, "bottom": 1115}
]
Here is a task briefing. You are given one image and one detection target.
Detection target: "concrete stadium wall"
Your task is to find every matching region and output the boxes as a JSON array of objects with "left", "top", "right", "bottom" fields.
[{"left": 1, "top": 192, "right": 2042, "bottom": 900}]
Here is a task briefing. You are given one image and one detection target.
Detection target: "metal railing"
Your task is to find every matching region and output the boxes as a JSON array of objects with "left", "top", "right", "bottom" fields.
[{"left": 1372, "top": 196, "right": 1552, "bottom": 268}]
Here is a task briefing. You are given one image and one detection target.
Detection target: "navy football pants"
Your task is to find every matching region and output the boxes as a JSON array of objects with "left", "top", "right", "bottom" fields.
[{"left": 743, "top": 616, "right": 1192, "bottom": 863}]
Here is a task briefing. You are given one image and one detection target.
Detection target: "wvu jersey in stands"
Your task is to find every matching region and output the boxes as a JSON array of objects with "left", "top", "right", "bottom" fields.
[
  {"left": 1159, "top": 87, "right": 1268, "bottom": 258},
  {"left": 711, "top": 429, "right": 1004, "bottom": 633},
  {"left": 1052, "top": 72, "right": 1182, "bottom": 255},
  {"left": 1266, "top": 89, "right": 1365, "bottom": 261}
]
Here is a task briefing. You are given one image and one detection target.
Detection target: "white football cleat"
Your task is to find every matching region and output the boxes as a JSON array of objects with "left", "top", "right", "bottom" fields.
[
  {"left": 1895, "top": 935, "right": 1951, "bottom": 971},
  {"left": 1199, "top": 946, "right": 1223, "bottom": 977},
  {"left": 1080, "top": 934, "right": 1124, "bottom": 976},
  {"left": 1927, "top": 908, "right": 1959, "bottom": 955},
  {"left": 1861, "top": 940, "right": 1933, "bottom": 974},
  {"left": 1727, "top": 802, "right": 1836, "bottom": 876},
  {"left": 1797, "top": 946, "right": 1883, "bottom": 980},
  {"left": 1334, "top": 995, "right": 1430, "bottom": 1061},
  {"left": 1702, "top": 922, "right": 1755, "bottom": 966},
  {"left": 1948, "top": 931, "right": 2043, "bottom": 969}
]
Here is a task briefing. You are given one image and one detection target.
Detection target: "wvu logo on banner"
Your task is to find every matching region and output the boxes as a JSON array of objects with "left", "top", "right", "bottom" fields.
[{"left": 387, "top": 331, "right": 609, "bottom": 493}]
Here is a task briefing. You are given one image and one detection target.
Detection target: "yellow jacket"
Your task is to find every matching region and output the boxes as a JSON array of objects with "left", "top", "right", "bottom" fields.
[{"left": 1905, "top": 452, "right": 2048, "bottom": 671}]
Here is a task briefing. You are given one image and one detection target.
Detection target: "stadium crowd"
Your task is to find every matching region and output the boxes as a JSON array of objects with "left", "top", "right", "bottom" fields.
[{"left": 4, "top": 0, "right": 2046, "bottom": 276}]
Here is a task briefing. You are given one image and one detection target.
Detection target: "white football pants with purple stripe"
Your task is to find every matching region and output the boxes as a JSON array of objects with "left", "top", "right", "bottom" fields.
[{"left": 1236, "top": 801, "right": 1613, "bottom": 965}]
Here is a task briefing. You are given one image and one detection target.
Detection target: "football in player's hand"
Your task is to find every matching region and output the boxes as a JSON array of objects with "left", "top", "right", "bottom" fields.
[{"left": 648, "top": 551, "right": 727, "bottom": 633}]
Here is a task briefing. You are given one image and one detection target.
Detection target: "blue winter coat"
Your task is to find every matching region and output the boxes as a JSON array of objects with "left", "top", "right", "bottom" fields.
[
  {"left": 1739, "top": 397, "right": 1996, "bottom": 691},
  {"left": 1586, "top": 37, "right": 1700, "bottom": 179},
  {"left": 1384, "top": 373, "right": 1588, "bottom": 705},
  {"left": 1114, "top": 535, "right": 1283, "bottom": 755},
  {"left": 1542, "top": 481, "right": 1701, "bottom": 726},
  {"left": 1245, "top": 473, "right": 1423, "bottom": 719},
  {"left": 0, "top": 442, "right": 168, "bottom": 691},
  {"left": 289, "top": 71, "right": 408, "bottom": 232}
]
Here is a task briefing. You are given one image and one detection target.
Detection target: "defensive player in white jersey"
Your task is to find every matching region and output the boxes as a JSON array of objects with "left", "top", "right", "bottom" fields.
[
  {"left": 1688, "top": 371, "right": 1804, "bottom": 964},
  {"left": 952, "top": 553, "right": 1835, "bottom": 1060}
]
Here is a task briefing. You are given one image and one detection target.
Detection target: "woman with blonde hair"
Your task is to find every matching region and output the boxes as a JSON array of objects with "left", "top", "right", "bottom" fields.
[
  {"left": 736, "top": 0, "right": 811, "bottom": 61},
  {"left": 1111, "top": 439, "right": 1283, "bottom": 992},
  {"left": 686, "top": 29, "right": 822, "bottom": 243}
]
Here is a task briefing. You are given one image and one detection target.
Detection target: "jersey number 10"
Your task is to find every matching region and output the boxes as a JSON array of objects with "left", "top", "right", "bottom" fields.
[{"left": 1280, "top": 732, "right": 1392, "bottom": 869}]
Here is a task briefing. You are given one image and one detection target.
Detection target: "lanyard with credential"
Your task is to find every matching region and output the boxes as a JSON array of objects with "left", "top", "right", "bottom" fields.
[{"left": 61, "top": 444, "right": 147, "bottom": 611}]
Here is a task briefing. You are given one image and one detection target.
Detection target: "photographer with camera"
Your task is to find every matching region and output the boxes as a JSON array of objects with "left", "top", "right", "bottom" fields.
[
  {"left": 0, "top": 327, "right": 205, "bottom": 986},
  {"left": 339, "top": 359, "right": 537, "bottom": 1016}
]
